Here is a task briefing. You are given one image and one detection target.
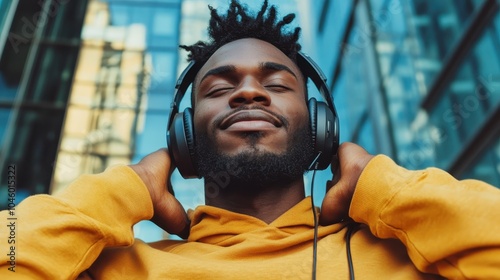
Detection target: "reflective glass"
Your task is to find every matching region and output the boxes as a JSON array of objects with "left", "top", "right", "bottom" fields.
[
  {"left": 0, "top": 108, "right": 11, "bottom": 143},
  {"left": 409, "top": 0, "right": 481, "bottom": 60},
  {"left": 366, "top": 0, "right": 491, "bottom": 170},
  {"left": 108, "top": 4, "right": 179, "bottom": 48},
  {"left": 369, "top": 0, "right": 485, "bottom": 91},
  {"left": 460, "top": 139, "right": 500, "bottom": 188},
  {"left": 0, "top": 108, "right": 65, "bottom": 198},
  {"left": 0, "top": 73, "right": 17, "bottom": 101},
  {"left": 147, "top": 90, "right": 171, "bottom": 111},
  {"left": 133, "top": 112, "right": 169, "bottom": 160},
  {"left": 0, "top": 0, "right": 90, "bottom": 204},
  {"left": 0, "top": 0, "right": 11, "bottom": 30},
  {"left": 40, "top": 0, "right": 88, "bottom": 40},
  {"left": 357, "top": 117, "right": 377, "bottom": 155},
  {"left": 25, "top": 44, "right": 80, "bottom": 103},
  {"left": 148, "top": 50, "right": 176, "bottom": 91},
  {"left": 337, "top": 26, "right": 371, "bottom": 141},
  {"left": 428, "top": 13, "right": 500, "bottom": 169}
]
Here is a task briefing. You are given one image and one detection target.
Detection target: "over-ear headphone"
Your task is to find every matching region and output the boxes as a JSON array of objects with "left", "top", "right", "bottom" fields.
[{"left": 166, "top": 52, "right": 339, "bottom": 179}]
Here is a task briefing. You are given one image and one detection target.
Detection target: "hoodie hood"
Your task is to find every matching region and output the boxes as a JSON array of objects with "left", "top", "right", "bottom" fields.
[{"left": 187, "top": 198, "right": 345, "bottom": 249}]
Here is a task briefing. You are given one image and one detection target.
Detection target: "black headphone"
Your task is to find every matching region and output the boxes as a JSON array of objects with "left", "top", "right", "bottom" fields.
[{"left": 166, "top": 52, "right": 339, "bottom": 179}]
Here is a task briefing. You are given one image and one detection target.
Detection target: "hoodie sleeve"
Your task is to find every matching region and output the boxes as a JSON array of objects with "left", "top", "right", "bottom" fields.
[
  {"left": 0, "top": 165, "right": 154, "bottom": 280},
  {"left": 350, "top": 155, "right": 500, "bottom": 279}
]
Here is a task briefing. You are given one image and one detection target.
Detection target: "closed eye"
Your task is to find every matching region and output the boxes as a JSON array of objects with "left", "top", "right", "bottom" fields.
[
  {"left": 265, "top": 84, "right": 291, "bottom": 92},
  {"left": 206, "top": 86, "right": 234, "bottom": 97}
]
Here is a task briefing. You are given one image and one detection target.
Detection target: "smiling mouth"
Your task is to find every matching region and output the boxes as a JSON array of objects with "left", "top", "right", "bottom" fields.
[{"left": 219, "top": 110, "right": 283, "bottom": 131}]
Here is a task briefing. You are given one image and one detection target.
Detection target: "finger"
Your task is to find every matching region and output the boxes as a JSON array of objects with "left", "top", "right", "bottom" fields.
[{"left": 151, "top": 193, "right": 190, "bottom": 239}]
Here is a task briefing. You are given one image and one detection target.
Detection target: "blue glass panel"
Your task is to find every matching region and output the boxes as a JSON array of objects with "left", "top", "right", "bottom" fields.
[
  {"left": 428, "top": 13, "right": 500, "bottom": 169},
  {"left": 148, "top": 51, "right": 176, "bottom": 91},
  {"left": 108, "top": 4, "right": 179, "bottom": 48},
  {"left": 0, "top": 108, "right": 11, "bottom": 143},
  {"left": 0, "top": 74, "right": 17, "bottom": 101},
  {"left": 460, "top": 139, "right": 500, "bottom": 188},
  {"left": 147, "top": 90, "right": 171, "bottom": 111},
  {"left": 134, "top": 112, "right": 169, "bottom": 156}
]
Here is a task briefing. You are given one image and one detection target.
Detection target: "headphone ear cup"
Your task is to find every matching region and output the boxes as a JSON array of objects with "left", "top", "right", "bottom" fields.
[
  {"left": 167, "top": 107, "right": 199, "bottom": 178},
  {"left": 308, "top": 98, "right": 318, "bottom": 150},
  {"left": 308, "top": 97, "right": 338, "bottom": 170},
  {"left": 182, "top": 107, "right": 196, "bottom": 159}
]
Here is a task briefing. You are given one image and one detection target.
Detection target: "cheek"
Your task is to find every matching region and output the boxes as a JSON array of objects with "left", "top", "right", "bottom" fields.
[
  {"left": 193, "top": 100, "right": 222, "bottom": 135},
  {"left": 281, "top": 99, "right": 310, "bottom": 130},
  {"left": 193, "top": 104, "right": 209, "bottom": 134}
]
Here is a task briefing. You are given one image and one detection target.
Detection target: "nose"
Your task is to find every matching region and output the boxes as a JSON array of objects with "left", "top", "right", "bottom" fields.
[{"left": 228, "top": 77, "right": 271, "bottom": 108}]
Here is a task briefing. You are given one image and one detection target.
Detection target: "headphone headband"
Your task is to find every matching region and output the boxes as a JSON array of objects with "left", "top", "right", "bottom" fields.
[{"left": 168, "top": 61, "right": 202, "bottom": 128}]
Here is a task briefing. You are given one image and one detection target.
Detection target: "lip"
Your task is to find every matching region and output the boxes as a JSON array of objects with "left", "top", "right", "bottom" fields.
[{"left": 220, "top": 109, "right": 283, "bottom": 131}]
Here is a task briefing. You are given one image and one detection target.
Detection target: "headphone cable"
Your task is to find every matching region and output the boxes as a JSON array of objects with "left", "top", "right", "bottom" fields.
[
  {"left": 345, "top": 222, "right": 358, "bottom": 280},
  {"left": 308, "top": 152, "right": 357, "bottom": 280},
  {"left": 311, "top": 168, "right": 319, "bottom": 280},
  {"left": 307, "top": 153, "right": 322, "bottom": 280}
]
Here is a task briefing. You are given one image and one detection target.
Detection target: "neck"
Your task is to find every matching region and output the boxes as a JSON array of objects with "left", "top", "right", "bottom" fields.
[{"left": 204, "top": 178, "right": 305, "bottom": 224}]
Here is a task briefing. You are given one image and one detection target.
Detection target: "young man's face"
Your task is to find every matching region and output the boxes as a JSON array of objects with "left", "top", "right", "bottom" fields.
[
  {"left": 192, "top": 38, "right": 313, "bottom": 185},
  {"left": 194, "top": 38, "right": 308, "bottom": 153}
]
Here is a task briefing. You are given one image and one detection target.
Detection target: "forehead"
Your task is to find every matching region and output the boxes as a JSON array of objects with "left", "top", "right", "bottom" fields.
[{"left": 195, "top": 38, "right": 302, "bottom": 82}]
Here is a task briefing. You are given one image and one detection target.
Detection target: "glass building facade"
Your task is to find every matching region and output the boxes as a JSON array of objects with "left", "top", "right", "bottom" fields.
[
  {"left": 0, "top": 0, "right": 89, "bottom": 208},
  {"left": 311, "top": 0, "right": 500, "bottom": 187}
]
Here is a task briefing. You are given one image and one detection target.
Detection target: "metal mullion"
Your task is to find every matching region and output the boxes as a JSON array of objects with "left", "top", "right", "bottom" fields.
[
  {"left": 447, "top": 104, "right": 500, "bottom": 177},
  {"left": 0, "top": 0, "right": 20, "bottom": 59},
  {"left": 421, "top": 0, "right": 500, "bottom": 111}
]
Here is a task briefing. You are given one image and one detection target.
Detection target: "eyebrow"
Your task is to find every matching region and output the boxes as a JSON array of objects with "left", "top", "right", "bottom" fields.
[
  {"left": 198, "top": 61, "right": 298, "bottom": 84},
  {"left": 199, "top": 65, "right": 237, "bottom": 84},
  {"left": 259, "top": 62, "right": 297, "bottom": 79}
]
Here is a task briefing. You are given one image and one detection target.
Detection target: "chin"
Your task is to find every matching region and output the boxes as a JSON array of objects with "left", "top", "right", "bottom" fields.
[{"left": 196, "top": 124, "right": 314, "bottom": 183}]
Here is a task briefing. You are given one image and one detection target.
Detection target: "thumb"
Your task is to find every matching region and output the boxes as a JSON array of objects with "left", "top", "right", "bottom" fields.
[
  {"left": 319, "top": 142, "right": 374, "bottom": 225},
  {"left": 319, "top": 176, "right": 352, "bottom": 225}
]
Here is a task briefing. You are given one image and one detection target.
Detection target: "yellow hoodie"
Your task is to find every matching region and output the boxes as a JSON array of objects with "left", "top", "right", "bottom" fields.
[{"left": 1, "top": 155, "right": 499, "bottom": 279}]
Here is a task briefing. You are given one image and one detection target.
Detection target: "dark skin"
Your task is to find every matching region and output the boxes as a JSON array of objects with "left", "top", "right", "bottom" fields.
[
  {"left": 130, "top": 39, "right": 374, "bottom": 238},
  {"left": 193, "top": 39, "right": 309, "bottom": 223}
]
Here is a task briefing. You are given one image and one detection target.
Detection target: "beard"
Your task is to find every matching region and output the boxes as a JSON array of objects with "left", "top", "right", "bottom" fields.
[{"left": 195, "top": 122, "right": 315, "bottom": 195}]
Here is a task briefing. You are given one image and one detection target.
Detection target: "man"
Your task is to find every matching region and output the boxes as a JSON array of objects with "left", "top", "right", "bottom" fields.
[{"left": 1, "top": 1, "right": 499, "bottom": 279}]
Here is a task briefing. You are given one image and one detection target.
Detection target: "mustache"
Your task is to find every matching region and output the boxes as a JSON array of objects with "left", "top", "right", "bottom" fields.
[{"left": 212, "top": 105, "right": 290, "bottom": 130}]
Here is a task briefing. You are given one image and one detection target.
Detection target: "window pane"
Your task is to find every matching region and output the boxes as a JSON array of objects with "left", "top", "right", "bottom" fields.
[
  {"left": 427, "top": 13, "right": 500, "bottom": 169},
  {"left": 148, "top": 50, "right": 176, "bottom": 91},
  {"left": 0, "top": 108, "right": 11, "bottom": 143},
  {"left": 108, "top": 3, "right": 179, "bottom": 48},
  {"left": 134, "top": 112, "right": 169, "bottom": 159},
  {"left": 0, "top": 74, "right": 17, "bottom": 101},
  {"left": 25, "top": 45, "right": 80, "bottom": 104},
  {"left": 460, "top": 139, "right": 500, "bottom": 188},
  {"left": 0, "top": 108, "right": 65, "bottom": 198},
  {"left": 40, "top": 0, "right": 88, "bottom": 40}
]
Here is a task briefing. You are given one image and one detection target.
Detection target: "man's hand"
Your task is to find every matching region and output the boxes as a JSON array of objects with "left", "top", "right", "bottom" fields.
[
  {"left": 129, "top": 149, "right": 190, "bottom": 238},
  {"left": 320, "top": 142, "right": 374, "bottom": 225}
]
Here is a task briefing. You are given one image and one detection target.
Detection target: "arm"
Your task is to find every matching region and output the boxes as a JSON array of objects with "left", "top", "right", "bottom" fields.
[
  {"left": 320, "top": 142, "right": 500, "bottom": 278},
  {"left": 0, "top": 149, "right": 188, "bottom": 279},
  {"left": 351, "top": 154, "right": 500, "bottom": 278}
]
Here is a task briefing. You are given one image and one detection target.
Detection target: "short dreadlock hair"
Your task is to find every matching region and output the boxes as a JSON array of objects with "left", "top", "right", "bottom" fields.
[{"left": 180, "top": 0, "right": 302, "bottom": 65}]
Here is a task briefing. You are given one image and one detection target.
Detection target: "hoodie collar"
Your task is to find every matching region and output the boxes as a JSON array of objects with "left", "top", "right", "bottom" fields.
[{"left": 187, "top": 197, "right": 343, "bottom": 244}]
